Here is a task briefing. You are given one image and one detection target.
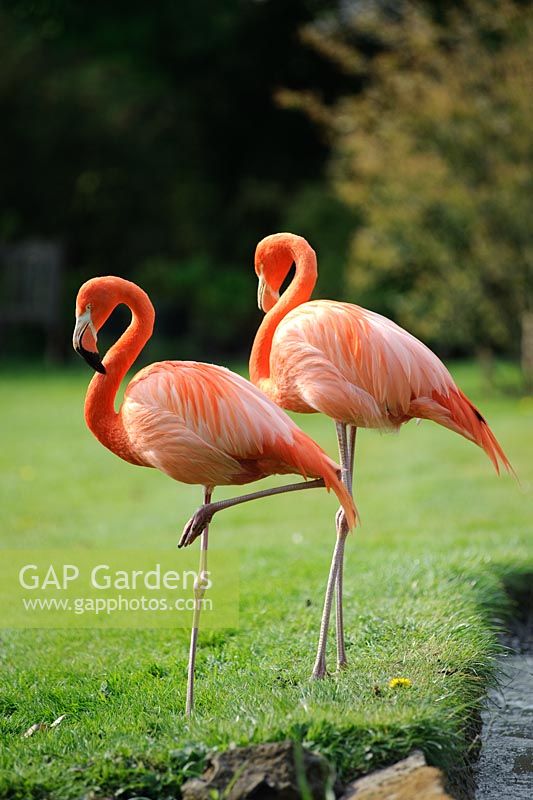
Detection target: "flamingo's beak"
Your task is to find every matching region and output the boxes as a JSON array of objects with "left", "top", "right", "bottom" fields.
[
  {"left": 257, "top": 276, "right": 279, "bottom": 312},
  {"left": 73, "top": 309, "right": 106, "bottom": 374},
  {"left": 257, "top": 276, "right": 266, "bottom": 310}
]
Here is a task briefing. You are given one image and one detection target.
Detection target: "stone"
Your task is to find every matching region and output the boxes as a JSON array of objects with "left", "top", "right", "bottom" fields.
[
  {"left": 180, "top": 740, "right": 333, "bottom": 800},
  {"left": 340, "top": 750, "right": 453, "bottom": 800}
]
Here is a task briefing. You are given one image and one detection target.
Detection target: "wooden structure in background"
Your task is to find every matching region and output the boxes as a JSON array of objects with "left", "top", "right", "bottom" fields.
[{"left": 0, "top": 240, "right": 63, "bottom": 361}]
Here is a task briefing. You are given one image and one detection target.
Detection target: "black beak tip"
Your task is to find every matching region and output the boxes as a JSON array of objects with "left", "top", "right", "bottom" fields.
[{"left": 76, "top": 345, "right": 106, "bottom": 374}]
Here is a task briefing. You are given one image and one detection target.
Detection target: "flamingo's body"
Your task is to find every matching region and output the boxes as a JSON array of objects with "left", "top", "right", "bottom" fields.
[
  {"left": 250, "top": 232, "right": 512, "bottom": 677},
  {"left": 102, "top": 358, "right": 351, "bottom": 492},
  {"left": 75, "top": 276, "right": 354, "bottom": 516},
  {"left": 253, "top": 298, "right": 510, "bottom": 472},
  {"left": 73, "top": 275, "right": 355, "bottom": 713}
]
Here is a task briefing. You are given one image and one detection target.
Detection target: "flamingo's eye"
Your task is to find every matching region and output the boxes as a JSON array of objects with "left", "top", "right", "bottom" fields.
[{"left": 86, "top": 303, "right": 92, "bottom": 312}]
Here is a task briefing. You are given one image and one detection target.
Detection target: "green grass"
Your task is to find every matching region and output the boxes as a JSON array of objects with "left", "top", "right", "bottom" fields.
[{"left": 0, "top": 361, "right": 532, "bottom": 799}]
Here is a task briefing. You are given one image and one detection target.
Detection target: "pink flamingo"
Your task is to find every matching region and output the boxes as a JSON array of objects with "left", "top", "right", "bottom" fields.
[
  {"left": 249, "top": 232, "right": 513, "bottom": 679},
  {"left": 73, "top": 275, "right": 355, "bottom": 714}
]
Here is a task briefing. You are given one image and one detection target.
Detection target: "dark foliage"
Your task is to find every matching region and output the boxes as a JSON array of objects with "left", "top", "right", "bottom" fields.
[{"left": 0, "top": 0, "right": 352, "bottom": 361}]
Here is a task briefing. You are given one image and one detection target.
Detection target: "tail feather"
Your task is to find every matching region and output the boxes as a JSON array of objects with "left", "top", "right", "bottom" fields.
[
  {"left": 290, "top": 429, "right": 357, "bottom": 529},
  {"left": 430, "top": 388, "right": 515, "bottom": 477},
  {"left": 323, "top": 462, "right": 358, "bottom": 530}
]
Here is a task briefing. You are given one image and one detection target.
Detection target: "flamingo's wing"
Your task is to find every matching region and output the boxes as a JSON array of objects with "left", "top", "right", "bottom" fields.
[
  {"left": 121, "top": 361, "right": 301, "bottom": 486},
  {"left": 272, "top": 300, "right": 455, "bottom": 426},
  {"left": 272, "top": 301, "right": 512, "bottom": 474},
  {"left": 123, "top": 360, "right": 357, "bottom": 521}
]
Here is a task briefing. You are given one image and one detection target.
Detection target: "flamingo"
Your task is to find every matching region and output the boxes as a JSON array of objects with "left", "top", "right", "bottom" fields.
[
  {"left": 249, "top": 232, "right": 513, "bottom": 679},
  {"left": 72, "top": 275, "right": 355, "bottom": 714}
]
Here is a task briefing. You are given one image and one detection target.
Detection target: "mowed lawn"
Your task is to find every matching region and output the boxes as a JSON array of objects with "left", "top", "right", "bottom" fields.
[{"left": 0, "top": 362, "right": 532, "bottom": 799}]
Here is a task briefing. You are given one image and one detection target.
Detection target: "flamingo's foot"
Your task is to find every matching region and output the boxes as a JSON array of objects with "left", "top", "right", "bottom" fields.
[
  {"left": 178, "top": 506, "right": 214, "bottom": 548},
  {"left": 335, "top": 507, "right": 350, "bottom": 537},
  {"left": 336, "top": 658, "right": 348, "bottom": 673},
  {"left": 311, "top": 659, "right": 328, "bottom": 680}
]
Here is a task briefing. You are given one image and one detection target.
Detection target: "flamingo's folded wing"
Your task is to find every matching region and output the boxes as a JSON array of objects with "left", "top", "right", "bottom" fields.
[
  {"left": 121, "top": 361, "right": 299, "bottom": 485},
  {"left": 275, "top": 300, "right": 455, "bottom": 422},
  {"left": 121, "top": 398, "right": 244, "bottom": 486}
]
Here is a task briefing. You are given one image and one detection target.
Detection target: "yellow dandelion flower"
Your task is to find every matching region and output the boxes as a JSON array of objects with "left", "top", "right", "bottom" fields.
[{"left": 388, "top": 677, "right": 412, "bottom": 689}]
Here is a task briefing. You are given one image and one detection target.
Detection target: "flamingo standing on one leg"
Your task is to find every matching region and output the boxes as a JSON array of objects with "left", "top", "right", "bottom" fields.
[
  {"left": 72, "top": 275, "right": 355, "bottom": 714},
  {"left": 249, "top": 232, "right": 513, "bottom": 679}
]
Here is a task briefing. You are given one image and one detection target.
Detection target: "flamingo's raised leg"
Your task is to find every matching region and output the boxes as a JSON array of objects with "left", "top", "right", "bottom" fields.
[
  {"left": 335, "top": 424, "right": 356, "bottom": 671},
  {"left": 185, "top": 487, "right": 212, "bottom": 716},
  {"left": 178, "top": 478, "right": 326, "bottom": 548}
]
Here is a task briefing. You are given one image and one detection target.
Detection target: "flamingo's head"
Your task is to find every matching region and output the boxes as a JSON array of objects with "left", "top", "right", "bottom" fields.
[
  {"left": 73, "top": 277, "right": 119, "bottom": 374},
  {"left": 255, "top": 232, "right": 315, "bottom": 312}
]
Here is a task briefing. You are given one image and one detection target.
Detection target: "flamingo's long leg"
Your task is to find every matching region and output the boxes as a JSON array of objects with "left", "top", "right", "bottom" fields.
[
  {"left": 311, "top": 528, "right": 345, "bottom": 678},
  {"left": 311, "top": 423, "right": 352, "bottom": 679},
  {"left": 348, "top": 426, "right": 357, "bottom": 479},
  {"left": 185, "top": 487, "right": 212, "bottom": 716},
  {"left": 179, "top": 478, "right": 326, "bottom": 548},
  {"left": 335, "top": 425, "right": 357, "bottom": 670}
]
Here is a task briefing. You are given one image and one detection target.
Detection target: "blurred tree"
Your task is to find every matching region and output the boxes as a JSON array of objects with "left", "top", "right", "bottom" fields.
[
  {"left": 281, "top": 182, "right": 357, "bottom": 300},
  {"left": 0, "top": 0, "right": 348, "bottom": 361},
  {"left": 279, "top": 0, "right": 533, "bottom": 383}
]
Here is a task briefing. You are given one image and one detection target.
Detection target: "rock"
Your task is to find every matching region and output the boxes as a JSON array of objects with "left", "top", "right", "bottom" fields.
[
  {"left": 181, "top": 740, "right": 333, "bottom": 800},
  {"left": 340, "top": 750, "right": 453, "bottom": 800}
]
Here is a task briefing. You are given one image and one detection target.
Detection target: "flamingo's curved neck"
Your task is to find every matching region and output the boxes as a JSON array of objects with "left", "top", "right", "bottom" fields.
[
  {"left": 249, "top": 240, "right": 317, "bottom": 386},
  {"left": 84, "top": 286, "right": 155, "bottom": 465}
]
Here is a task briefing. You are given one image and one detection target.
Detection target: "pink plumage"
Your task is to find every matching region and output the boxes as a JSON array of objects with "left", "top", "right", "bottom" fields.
[
  {"left": 73, "top": 276, "right": 356, "bottom": 526},
  {"left": 250, "top": 231, "right": 513, "bottom": 679},
  {"left": 250, "top": 234, "right": 512, "bottom": 475},
  {"left": 122, "top": 360, "right": 351, "bottom": 491},
  {"left": 73, "top": 274, "right": 358, "bottom": 711}
]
